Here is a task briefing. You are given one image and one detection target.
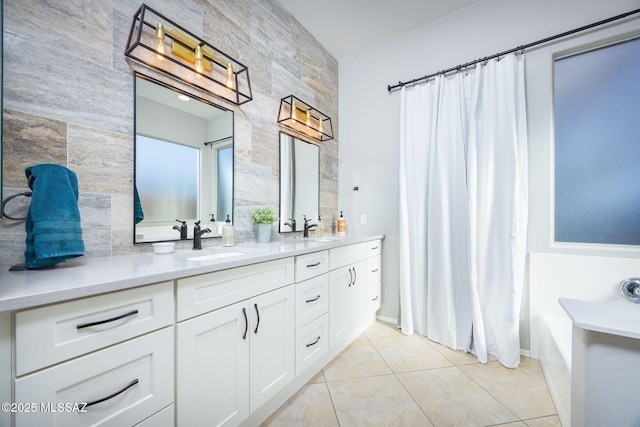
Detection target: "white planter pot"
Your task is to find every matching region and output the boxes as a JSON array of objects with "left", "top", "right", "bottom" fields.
[{"left": 255, "top": 223, "right": 272, "bottom": 243}]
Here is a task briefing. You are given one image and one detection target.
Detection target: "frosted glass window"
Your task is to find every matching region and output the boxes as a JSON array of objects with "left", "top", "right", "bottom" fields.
[
  {"left": 554, "top": 37, "right": 640, "bottom": 245},
  {"left": 136, "top": 135, "right": 198, "bottom": 221}
]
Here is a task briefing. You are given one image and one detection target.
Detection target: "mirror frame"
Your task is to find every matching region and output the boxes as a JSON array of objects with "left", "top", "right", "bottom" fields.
[
  {"left": 133, "top": 72, "right": 234, "bottom": 243},
  {"left": 278, "top": 131, "right": 320, "bottom": 233}
]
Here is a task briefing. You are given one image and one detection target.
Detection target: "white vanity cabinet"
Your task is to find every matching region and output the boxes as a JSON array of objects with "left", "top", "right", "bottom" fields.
[
  {"left": 366, "top": 240, "right": 382, "bottom": 313},
  {"left": 329, "top": 243, "right": 369, "bottom": 348},
  {"left": 13, "top": 282, "right": 175, "bottom": 427},
  {"left": 0, "top": 236, "right": 383, "bottom": 427},
  {"left": 175, "top": 259, "right": 295, "bottom": 426},
  {"left": 293, "top": 251, "right": 330, "bottom": 376}
]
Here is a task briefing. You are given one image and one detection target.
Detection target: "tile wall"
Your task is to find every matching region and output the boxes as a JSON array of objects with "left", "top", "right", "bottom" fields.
[{"left": 0, "top": 0, "right": 339, "bottom": 269}]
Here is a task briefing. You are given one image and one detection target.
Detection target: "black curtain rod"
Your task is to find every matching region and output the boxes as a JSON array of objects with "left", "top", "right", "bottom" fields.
[{"left": 387, "top": 8, "right": 640, "bottom": 93}]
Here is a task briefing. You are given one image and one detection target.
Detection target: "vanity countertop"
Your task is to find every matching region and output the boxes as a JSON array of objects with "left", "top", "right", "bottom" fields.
[{"left": 0, "top": 235, "right": 384, "bottom": 312}]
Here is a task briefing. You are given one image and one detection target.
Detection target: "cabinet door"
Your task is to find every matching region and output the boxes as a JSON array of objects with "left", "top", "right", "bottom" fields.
[
  {"left": 177, "top": 301, "right": 250, "bottom": 427},
  {"left": 329, "top": 265, "right": 352, "bottom": 348},
  {"left": 249, "top": 285, "right": 295, "bottom": 412},
  {"left": 350, "top": 260, "right": 369, "bottom": 328}
]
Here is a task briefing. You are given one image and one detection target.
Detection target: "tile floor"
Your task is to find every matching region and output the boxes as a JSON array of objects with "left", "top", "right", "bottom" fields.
[{"left": 263, "top": 321, "right": 561, "bottom": 427}]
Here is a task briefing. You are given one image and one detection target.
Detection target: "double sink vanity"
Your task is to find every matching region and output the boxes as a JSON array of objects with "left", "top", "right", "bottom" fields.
[{"left": 0, "top": 235, "right": 383, "bottom": 426}]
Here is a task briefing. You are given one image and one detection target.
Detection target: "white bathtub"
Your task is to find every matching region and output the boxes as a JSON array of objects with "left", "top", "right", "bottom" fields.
[{"left": 538, "top": 313, "right": 572, "bottom": 427}]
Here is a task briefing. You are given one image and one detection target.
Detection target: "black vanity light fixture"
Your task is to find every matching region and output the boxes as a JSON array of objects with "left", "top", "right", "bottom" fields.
[
  {"left": 125, "top": 4, "right": 252, "bottom": 105},
  {"left": 277, "top": 95, "right": 334, "bottom": 142}
]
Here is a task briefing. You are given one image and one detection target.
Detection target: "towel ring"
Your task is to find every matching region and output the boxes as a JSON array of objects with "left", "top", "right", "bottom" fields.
[{"left": 1, "top": 191, "right": 32, "bottom": 220}]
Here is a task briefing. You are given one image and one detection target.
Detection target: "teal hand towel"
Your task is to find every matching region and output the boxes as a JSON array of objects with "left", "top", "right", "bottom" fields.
[
  {"left": 134, "top": 185, "right": 144, "bottom": 224},
  {"left": 24, "top": 164, "right": 85, "bottom": 269}
]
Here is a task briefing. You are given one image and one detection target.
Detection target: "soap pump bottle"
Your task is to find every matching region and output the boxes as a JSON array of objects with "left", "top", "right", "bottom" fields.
[
  {"left": 337, "top": 211, "right": 346, "bottom": 236},
  {"left": 222, "top": 214, "right": 235, "bottom": 247},
  {"left": 316, "top": 215, "right": 324, "bottom": 237},
  {"left": 208, "top": 214, "right": 219, "bottom": 236}
]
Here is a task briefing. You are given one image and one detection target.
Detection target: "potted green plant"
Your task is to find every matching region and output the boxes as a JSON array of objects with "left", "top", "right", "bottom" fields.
[{"left": 250, "top": 207, "right": 278, "bottom": 243}]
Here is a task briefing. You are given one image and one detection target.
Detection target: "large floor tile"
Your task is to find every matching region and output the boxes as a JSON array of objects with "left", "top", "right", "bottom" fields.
[
  {"left": 307, "top": 369, "right": 326, "bottom": 384},
  {"left": 524, "top": 415, "right": 562, "bottom": 427},
  {"left": 364, "top": 320, "right": 403, "bottom": 339},
  {"left": 261, "top": 383, "right": 338, "bottom": 427},
  {"left": 371, "top": 334, "right": 453, "bottom": 372},
  {"left": 328, "top": 374, "right": 433, "bottom": 426},
  {"left": 323, "top": 339, "right": 392, "bottom": 381},
  {"left": 459, "top": 358, "right": 556, "bottom": 420},
  {"left": 398, "top": 367, "right": 519, "bottom": 427},
  {"left": 426, "top": 337, "right": 484, "bottom": 366}
]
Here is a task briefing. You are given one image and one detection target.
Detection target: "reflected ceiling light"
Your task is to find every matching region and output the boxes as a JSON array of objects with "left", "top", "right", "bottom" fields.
[
  {"left": 125, "top": 4, "right": 253, "bottom": 105},
  {"left": 277, "top": 95, "right": 333, "bottom": 142},
  {"left": 177, "top": 94, "right": 190, "bottom": 101}
]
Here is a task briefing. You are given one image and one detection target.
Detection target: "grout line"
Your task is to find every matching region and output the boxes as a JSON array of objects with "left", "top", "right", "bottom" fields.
[{"left": 321, "top": 377, "right": 342, "bottom": 427}]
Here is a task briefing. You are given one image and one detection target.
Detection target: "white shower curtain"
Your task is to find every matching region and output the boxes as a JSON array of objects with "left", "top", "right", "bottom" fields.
[{"left": 399, "top": 54, "right": 527, "bottom": 368}]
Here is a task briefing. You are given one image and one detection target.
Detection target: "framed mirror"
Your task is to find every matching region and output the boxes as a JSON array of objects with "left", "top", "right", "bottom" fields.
[
  {"left": 134, "top": 73, "right": 233, "bottom": 243},
  {"left": 279, "top": 132, "right": 319, "bottom": 233}
]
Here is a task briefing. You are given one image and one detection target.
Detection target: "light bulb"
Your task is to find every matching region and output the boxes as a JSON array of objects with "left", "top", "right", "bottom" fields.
[
  {"left": 155, "top": 23, "right": 166, "bottom": 60},
  {"left": 195, "top": 45, "right": 204, "bottom": 76},
  {"left": 306, "top": 109, "right": 312, "bottom": 127},
  {"left": 225, "top": 63, "right": 235, "bottom": 90},
  {"left": 318, "top": 117, "right": 324, "bottom": 135}
]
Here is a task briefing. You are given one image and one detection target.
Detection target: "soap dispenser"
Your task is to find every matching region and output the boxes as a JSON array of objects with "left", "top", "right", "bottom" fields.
[
  {"left": 208, "top": 214, "right": 221, "bottom": 236},
  {"left": 337, "top": 211, "right": 346, "bottom": 236},
  {"left": 316, "top": 215, "right": 324, "bottom": 237},
  {"left": 222, "top": 214, "right": 235, "bottom": 247}
]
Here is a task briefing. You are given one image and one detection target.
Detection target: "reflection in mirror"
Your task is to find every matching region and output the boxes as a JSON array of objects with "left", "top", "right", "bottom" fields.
[
  {"left": 134, "top": 73, "right": 233, "bottom": 243},
  {"left": 279, "top": 132, "right": 319, "bottom": 233}
]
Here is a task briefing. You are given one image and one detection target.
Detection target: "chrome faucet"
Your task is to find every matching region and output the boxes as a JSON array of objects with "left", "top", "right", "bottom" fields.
[
  {"left": 303, "top": 215, "right": 317, "bottom": 238},
  {"left": 192, "top": 221, "right": 211, "bottom": 250},
  {"left": 284, "top": 218, "right": 297, "bottom": 232},
  {"left": 173, "top": 219, "right": 188, "bottom": 239}
]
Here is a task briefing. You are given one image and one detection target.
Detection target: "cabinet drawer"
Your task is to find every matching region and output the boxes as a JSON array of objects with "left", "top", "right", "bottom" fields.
[
  {"left": 136, "top": 405, "right": 174, "bottom": 427},
  {"left": 177, "top": 258, "right": 294, "bottom": 321},
  {"left": 295, "top": 274, "right": 329, "bottom": 328},
  {"left": 368, "top": 282, "right": 382, "bottom": 313},
  {"left": 15, "top": 281, "right": 174, "bottom": 375},
  {"left": 368, "top": 255, "right": 381, "bottom": 283},
  {"left": 295, "top": 250, "right": 329, "bottom": 282},
  {"left": 15, "top": 327, "right": 174, "bottom": 427},
  {"left": 295, "top": 313, "right": 329, "bottom": 376},
  {"left": 329, "top": 243, "right": 367, "bottom": 270},
  {"left": 367, "top": 239, "right": 382, "bottom": 257}
]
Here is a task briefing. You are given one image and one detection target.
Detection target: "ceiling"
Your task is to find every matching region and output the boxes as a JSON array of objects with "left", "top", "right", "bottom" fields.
[{"left": 278, "top": 0, "right": 484, "bottom": 61}]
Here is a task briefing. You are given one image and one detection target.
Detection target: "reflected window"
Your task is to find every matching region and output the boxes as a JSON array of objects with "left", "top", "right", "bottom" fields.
[
  {"left": 554, "top": 36, "right": 640, "bottom": 245},
  {"left": 216, "top": 145, "right": 233, "bottom": 221},
  {"left": 136, "top": 135, "right": 198, "bottom": 221}
]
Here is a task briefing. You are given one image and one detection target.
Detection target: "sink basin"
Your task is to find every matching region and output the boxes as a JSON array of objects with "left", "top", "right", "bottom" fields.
[{"left": 186, "top": 252, "right": 244, "bottom": 261}]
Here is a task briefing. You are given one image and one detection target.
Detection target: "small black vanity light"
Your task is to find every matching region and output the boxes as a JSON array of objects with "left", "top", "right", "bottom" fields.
[
  {"left": 277, "top": 95, "right": 334, "bottom": 142},
  {"left": 125, "top": 4, "right": 253, "bottom": 105}
]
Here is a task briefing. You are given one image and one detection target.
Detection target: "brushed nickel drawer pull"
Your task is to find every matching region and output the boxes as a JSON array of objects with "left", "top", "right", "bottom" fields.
[
  {"left": 306, "top": 261, "right": 321, "bottom": 268},
  {"left": 305, "top": 295, "right": 321, "bottom": 303},
  {"left": 371, "top": 268, "right": 379, "bottom": 273},
  {"left": 76, "top": 309, "right": 139, "bottom": 329},
  {"left": 306, "top": 336, "right": 321, "bottom": 347},
  {"left": 371, "top": 246, "right": 378, "bottom": 250},
  {"left": 371, "top": 296, "right": 379, "bottom": 301},
  {"left": 83, "top": 379, "right": 139, "bottom": 408}
]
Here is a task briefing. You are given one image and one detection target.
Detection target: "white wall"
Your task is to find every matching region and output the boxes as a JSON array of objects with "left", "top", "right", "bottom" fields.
[{"left": 339, "top": 0, "right": 640, "bottom": 347}]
